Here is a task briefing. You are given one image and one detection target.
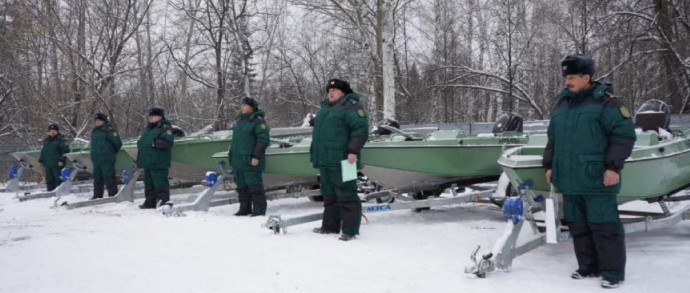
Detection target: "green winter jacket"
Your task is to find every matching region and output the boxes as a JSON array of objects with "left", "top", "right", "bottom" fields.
[
  {"left": 542, "top": 82, "right": 636, "bottom": 195},
  {"left": 136, "top": 119, "right": 174, "bottom": 169},
  {"left": 229, "top": 108, "right": 270, "bottom": 172},
  {"left": 39, "top": 134, "right": 70, "bottom": 168},
  {"left": 90, "top": 122, "right": 123, "bottom": 164},
  {"left": 310, "top": 93, "right": 369, "bottom": 169}
]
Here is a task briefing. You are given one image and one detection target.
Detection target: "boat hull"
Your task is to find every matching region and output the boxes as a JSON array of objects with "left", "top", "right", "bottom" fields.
[
  {"left": 63, "top": 149, "right": 136, "bottom": 174},
  {"left": 360, "top": 138, "right": 526, "bottom": 190},
  {"left": 499, "top": 131, "right": 690, "bottom": 202},
  {"left": 123, "top": 128, "right": 313, "bottom": 182},
  {"left": 213, "top": 145, "right": 319, "bottom": 189},
  {"left": 10, "top": 150, "right": 44, "bottom": 176}
]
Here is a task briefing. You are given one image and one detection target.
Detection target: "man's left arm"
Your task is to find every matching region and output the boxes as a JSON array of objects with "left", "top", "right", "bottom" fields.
[
  {"left": 153, "top": 126, "right": 175, "bottom": 150},
  {"left": 252, "top": 119, "right": 270, "bottom": 160},
  {"left": 58, "top": 138, "right": 70, "bottom": 166},
  {"left": 107, "top": 127, "right": 123, "bottom": 152},
  {"left": 345, "top": 104, "right": 369, "bottom": 157},
  {"left": 602, "top": 98, "right": 637, "bottom": 173}
]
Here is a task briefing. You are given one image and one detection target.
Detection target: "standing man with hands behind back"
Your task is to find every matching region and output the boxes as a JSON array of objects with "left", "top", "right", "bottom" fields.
[
  {"left": 39, "top": 123, "right": 70, "bottom": 192},
  {"left": 90, "top": 113, "right": 123, "bottom": 199},
  {"left": 136, "top": 107, "right": 174, "bottom": 209},
  {"left": 542, "top": 54, "right": 636, "bottom": 289},
  {"left": 310, "top": 79, "right": 369, "bottom": 241},
  {"left": 229, "top": 97, "right": 270, "bottom": 217}
]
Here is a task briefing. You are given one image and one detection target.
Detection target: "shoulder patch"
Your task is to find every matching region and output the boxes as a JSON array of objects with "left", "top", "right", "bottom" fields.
[
  {"left": 357, "top": 109, "right": 366, "bottom": 118},
  {"left": 619, "top": 106, "right": 631, "bottom": 118},
  {"left": 166, "top": 130, "right": 173, "bottom": 135},
  {"left": 112, "top": 132, "right": 118, "bottom": 137},
  {"left": 260, "top": 123, "right": 267, "bottom": 130}
]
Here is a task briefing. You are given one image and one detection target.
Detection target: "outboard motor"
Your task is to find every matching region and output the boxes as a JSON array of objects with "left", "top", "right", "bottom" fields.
[
  {"left": 492, "top": 113, "right": 523, "bottom": 134},
  {"left": 634, "top": 99, "right": 670, "bottom": 132},
  {"left": 301, "top": 113, "right": 315, "bottom": 127},
  {"left": 170, "top": 125, "right": 186, "bottom": 137},
  {"left": 372, "top": 118, "right": 401, "bottom": 135}
]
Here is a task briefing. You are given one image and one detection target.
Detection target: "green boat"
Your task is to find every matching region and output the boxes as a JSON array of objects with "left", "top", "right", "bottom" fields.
[
  {"left": 63, "top": 138, "right": 139, "bottom": 174},
  {"left": 124, "top": 127, "right": 313, "bottom": 182},
  {"left": 499, "top": 101, "right": 690, "bottom": 203},
  {"left": 212, "top": 137, "right": 318, "bottom": 189},
  {"left": 359, "top": 115, "right": 529, "bottom": 193},
  {"left": 10, "top": 139, "right": 91, "bottom": 177}
]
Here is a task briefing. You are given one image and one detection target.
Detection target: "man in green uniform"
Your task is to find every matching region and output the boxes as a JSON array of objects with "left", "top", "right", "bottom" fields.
[
  {"left": 229, "top": 97, "right": 270, "bottom": 216},
  {"left": 136, "top": 108, "right": 174, "bottom": 209},
  {"left": 39, "top": 123, "right": 70, "bottom": 191},
  {"left": 542, "top": 54, "right": 636, "bottom": 289},
  {"left": 90, "top": 113, "right": 123, "bottom": 199},
  {"left": 310, "top": 79, "right": 369, "bottom": 241}
]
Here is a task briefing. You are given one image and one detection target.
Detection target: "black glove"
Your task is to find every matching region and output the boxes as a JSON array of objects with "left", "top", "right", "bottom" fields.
[{"left": 153, "top": 139, "right": 171, "bottom": 150}]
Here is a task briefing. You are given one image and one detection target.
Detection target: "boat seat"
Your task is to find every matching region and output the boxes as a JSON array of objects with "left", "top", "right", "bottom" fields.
[
  {"left": 526, "top": 134, "right": 548, "bottom": 146},
  {"left": 634, "top": 132, "right": 659, "bottom": 147},
  {"left": 427, "top": 130, "right": 465, "bottom": 140}
]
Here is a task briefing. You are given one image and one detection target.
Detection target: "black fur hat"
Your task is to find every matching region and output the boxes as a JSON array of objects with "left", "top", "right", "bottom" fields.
[
  {"left": 94, "top": 112, "right": 108, "bottom": 121},
  {"left": 241, "top": 97, "right": 259, "bottom": 109},
  {"left": 148, "top": 107, "right": 165, "bottom": 117},
  {"left": 326, "top": 79, "right": 353, "bottom": 94},
  {"left": 561, "top": 54, "right": 594, "bottom": 77},
  {"left": 48, "top": 123, "right": 59, "bottom": 131}
]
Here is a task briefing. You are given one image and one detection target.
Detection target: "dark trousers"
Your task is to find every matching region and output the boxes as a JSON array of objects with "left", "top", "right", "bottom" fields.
[
  {"left": 44, "top": 165, "right": 62, "bottom": 191},
  {"left": 235, "top": 170, "right": 267, "bottom": 215},
  {"left": 142, "top": 168, "right": 170, "bottom": 208},
  {"left": 318, "top": 167, "right": 362, "bottom": 235},
  {"left": 93, "top": 163, "right": 118, "bottom": 198},
  {"left": 564, "top": 193, "right": 626, "bottom": 281}
]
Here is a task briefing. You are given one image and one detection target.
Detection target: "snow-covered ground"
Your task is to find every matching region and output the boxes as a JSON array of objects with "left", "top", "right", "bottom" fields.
[{"left": 1, "top": 185, "right": 689, "bottom": 293}]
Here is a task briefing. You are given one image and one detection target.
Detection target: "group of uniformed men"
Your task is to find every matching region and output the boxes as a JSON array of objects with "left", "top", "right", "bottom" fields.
[{"left": 36, "top": 54, "right": 634, "bottom": 288}]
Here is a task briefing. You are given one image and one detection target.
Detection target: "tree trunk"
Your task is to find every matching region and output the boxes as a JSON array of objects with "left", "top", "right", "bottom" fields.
[{"left": 381, "top": 0, "right": 395, "bottom": 120}]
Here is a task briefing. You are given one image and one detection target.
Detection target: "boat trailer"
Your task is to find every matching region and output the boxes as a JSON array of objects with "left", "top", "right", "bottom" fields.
[
  {"left": 59, "top": 168, "right": 144, "bottom": 209},
  {"left": 160, "top": 166, "right": 322, "bottom": 217},
  {"left": 263, "top": 185, "right": 497, "bottom": 234},
  {"left": 465, "top": 179, "right": 690, "bottom": 278},
  {"left": 1, "top": 164, "right": 25, "bottom": 193},
  {"left": 17, "top": 166, "right": 84, "bottom": 202}
]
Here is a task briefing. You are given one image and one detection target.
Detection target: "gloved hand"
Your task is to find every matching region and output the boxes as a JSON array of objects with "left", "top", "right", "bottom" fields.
[{"left": 152, "top": 139, "right": 171, "bottom": 150}]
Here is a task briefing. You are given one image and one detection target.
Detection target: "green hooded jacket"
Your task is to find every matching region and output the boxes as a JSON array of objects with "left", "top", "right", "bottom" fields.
[
  {"left": 542, "top": 82, "right": 636, "bottom": 195},
  {"left": 90, "top": 122, "right": 123, "bottom": 164},
  {"left": 310, "top": 92, "right": 369, "bottom": 169},
  {"left": 39, "top": 134, "right": 70, "bottom": 168},
  {"left": 136, "top": 119, "right": 174, "bottom": 169},
  {"left": 229, "top": 108, "right": 270, "bottom": 172}
]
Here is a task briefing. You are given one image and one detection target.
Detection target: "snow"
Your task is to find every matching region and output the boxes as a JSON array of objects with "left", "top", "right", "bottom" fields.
[
  {"left": 492, "top": 173, "right": 511, "bottom": 199},
  {"left": 1, "top": 186, "right": 689, "bottom": 293},
  {"left": 658, "top": 128, "right": 674, "bottom": 139}
]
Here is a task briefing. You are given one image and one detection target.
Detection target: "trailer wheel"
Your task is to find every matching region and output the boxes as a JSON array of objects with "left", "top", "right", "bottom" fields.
[{"left": 412, "top": 191, "right": 438, "bottom": 212}]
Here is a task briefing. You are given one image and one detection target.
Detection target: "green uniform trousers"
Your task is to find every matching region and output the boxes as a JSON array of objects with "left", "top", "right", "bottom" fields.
[
  {"left": 142, "top": 168, "right": 170, "bottom": 208},
  {"left": 318, "top": 167, "right": 361, "bottom": 235},
  {"left": 235, "top": 171, "right": 267, "bottom": 215},
  {"left": 564, "top": 193, "right": 625, "bottom": 281},
  {"left": 93, "top": 164, "right": 118, "bottom": 198}
]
